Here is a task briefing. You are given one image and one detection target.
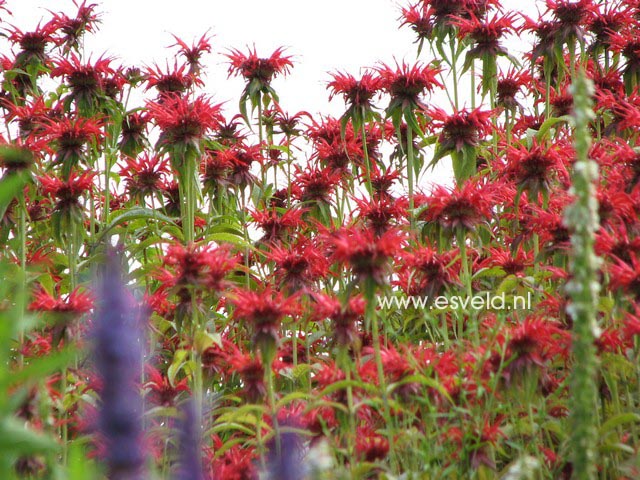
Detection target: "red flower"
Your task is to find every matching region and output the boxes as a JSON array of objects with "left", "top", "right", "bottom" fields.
[
  {"left": 157, "top": 242, "right": 238, "bottom": 293},
  {"left": 609, "top": 253, "right": 640, "bottom": 299},
  {"left": 170, "top": 32, "right": 212, "bottom": 76},
  {"left": 231, "top": 287, "right": 299, "bottom": 352},
  {"left": 118, "top": 111, "right": 149, "bottom": 157},
  {"left": 119, "top": 153, "right": 170, "bottom": 201},
  {"left": 266, "top": 237, "right": 329, "bottom": 292},
  {"left": 144, "top": 365, "right": 189, "bottom": 406},
  {"left": 395, "top": 244, "right": 458, "bottom": 297},
  {"left": 502, "top": 139, "right": 569, "bottom": 197},
  {"left": 218, "top": 143, "right": 263, "bottom": 188},
  {"left": 144, "top": 61, "right": 200, "bottom": 95},
  {"left": 428, "top": 106, "right": 493, "bottom": 153},
  {"left": 292, "top": 163, "right": 342, "bottom": 204},
  {"left": 545, "top": 0, "right": 597, "bottom": 45},
  {"left": 50, "top": 1, "right": 101, "bottom": 52},
  {"left": 147, "top": 93, "right": 222, "bottom": 149},
  {"left": 328, "top": 70, "right": 383, "bottom": 108},
  {"left": 499, "top": 317, "right": 569, "bottom": 383},
  {"left": 400, "top": 3, "right": 436, "bottom": 43},
  {"left": 7, "top": 20, "right": 58, "bottom": 67},
  {"left": 227, "top": 353, "right": 266, "bottom": 403},
  {"left": 355, "top": 427, "right": 389, "bottom": 462},
  {"left": 51, "top": 54, "right": 115, "bottom": 107},
  {"left": 420, "top": 180, "right": 497, "bottom": 232},
  {"left": 209, "top": 437, "right": 258, "bottom": 480},
  {"left": 476, "top": 246, "right": 533, "bottom": 276},
  {"left": 225, "top": 46, "right": 293, "bottom": 84},
  {"left": 42, "top": 115, "right": 103, "bottom": 171},
  {"left": 39, "top": 170, "right": 95, "bottom": 213},
  {"left": 29, "top": 286, "right": 93, "bottom": 314},
  {"left": 353, "top": 195, "right": 406, "bottom": 235},
  {"left": 250, "top": 207, "right": 305, "bottom": 243},
  {"left": 451, "top": 11, "right": 518, "bottom": 62},
  {"left": 496, "top": 67, "right": 532, "bottom": 110},
  {"left": 312, "top": 293, "right": 365, "bottom": 348},
  {"left": 328, "top": 226, "right": 405, "bottom": 285},
  {"left": 376, "top": 60, "right": 442, "bottom": 111}
]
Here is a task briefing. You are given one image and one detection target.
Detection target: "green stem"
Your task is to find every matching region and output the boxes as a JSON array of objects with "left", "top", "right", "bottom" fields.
[
  {"left": 364, "top": 278, "right": 397, "bottom": 472},
  {"left": 565, "top": 71, "right": 600, "bottom": 480},
  {"left": 407, "top": 127, "right": 415, "bottom": 230}
]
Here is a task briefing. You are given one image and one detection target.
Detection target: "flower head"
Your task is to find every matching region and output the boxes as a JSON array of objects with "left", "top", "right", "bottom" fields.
[
  {"left": 376, "top": 60, "right": 442, "bottom": 112},
  {"left": 147, "top": 93, "right": 223, "bottom": 150},
  {"left": 225, "top": 46, "right": 293, "bottom": 84}
]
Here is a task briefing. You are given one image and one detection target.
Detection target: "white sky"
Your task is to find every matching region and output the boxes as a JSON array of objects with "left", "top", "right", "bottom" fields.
[{"left": 4, "top": 0, "right": 542, "bottom": 186}]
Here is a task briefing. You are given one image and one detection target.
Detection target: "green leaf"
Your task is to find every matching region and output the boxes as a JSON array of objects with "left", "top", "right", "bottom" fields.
[
  {"left": 600, "top": 413, "right": 640, "bottom": 437},
  {"left": 0, "top": 417, "right": 59, "bottom": 454}
]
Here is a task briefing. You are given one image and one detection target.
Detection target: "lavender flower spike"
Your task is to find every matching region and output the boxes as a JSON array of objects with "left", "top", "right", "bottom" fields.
[
  {"left": 94, "top": 250, "right": 146, "bottom": 480},
  {"left": 174, "top": 399, "right": 203, "bottom": 480}
]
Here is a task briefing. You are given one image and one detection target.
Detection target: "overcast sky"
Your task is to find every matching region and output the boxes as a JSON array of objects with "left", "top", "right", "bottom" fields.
[{"left": 4, "top": 0, "right": 541, "bottom": 185}]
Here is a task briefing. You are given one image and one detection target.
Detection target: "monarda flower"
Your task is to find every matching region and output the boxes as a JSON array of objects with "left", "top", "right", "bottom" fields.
[
  {"left": 51, "top": 54, "right": 115, "bottom": 111},
  {"left": 428, "top": 106, "right": 492, "bottom": 181},
  {"left": 7, "top": 21, "right": 58, "bottom": 68},
  {"left": 266, "top": 237, "right": 329, "bottom": 292},
  {"left": 226, "top": 46, "right": 293, "bottom": 84},
  {"left": 2, "top": 94, "right": 49, "bottom": 139},
  {"left": 395, "top": 245, "right": 458, "bottom": 298},
  {"left": 157, "top": 242, "right": 238, "bottom": 294},
  {"left": 43, "top": 115, "right": 103, "bottom": 175},
  {"left": 545, "top": 0, "right": 597, "bottom": 47},
  {"left": 312, "top": 293, "right": 365, "bottom": 349},
  {"left": 328, "top": 70, "right": 382, "bottom": 131},
  {"left": 171, "top": 33, "right": 212, "bottom": 77},
  {"left": 144, "top": 365, "right": 189, "bottom": 407},
  {"left": 327, "top": 226, "right": 405, "bottom": 285},
  {"left": 147, "top": 93, "right": 223, "bottom": 153},
  {"left": 429, "top": 106, "right": 493, "bottom": 153},
  {"left": 496, "top": 68, "right": 532, "bottom": 111},
  {"left": 39, "top": 170, "right": 95, "bottom": 214},
  {"left": 250, "top": 207, "right": 306, "bottom": 244},
  {"left": 353, "top": 195, "right": 406, "bottom": 235},
  {"left": 119, "top": 153, "right": 170, "bottom": 202},
  {"left": 231, "top": 287, "right": 299, "bottom": 357},
  {"left": 144, "top": 61, "right": 200, "bottom": 96},
  {"left": 451, "top": 11, "right": 518, "bottom": 74},
  {"left": 118, "top": 111, "right": 149, "bottom": 158},
  {"left": 400, "top": 3, "right": 436, "bottom": 47},
  {"left": 50, "top": 1, "right": 101, "bottom": 52},
  {"left": 292, "top": 163, "right": 342, "bottom": 205},
  {"left": 376, "top": 60, "right": 442, "bottom": 117},
  {"left": 29, "top": 286, "right": 93, "bottom": 345},
  {"left": 225, "top": 46, "right": 293, "bottom": 120},
  {"left": 502, "top": 139, "right": 569, "bottom": 199},
  {"left": 609, "top": 253, "right": 640, "bottom": 300},
  {"left": 419, "top": 180, "right": 497, "bottom": 233},
  {"left": 218, "top": 142, "right": 263, "bottom": 189}
]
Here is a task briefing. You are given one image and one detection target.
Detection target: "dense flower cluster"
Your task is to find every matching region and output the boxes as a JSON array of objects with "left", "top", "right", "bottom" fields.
[{"left": 2, "top": 1, "right": 640, "bottom": 480}]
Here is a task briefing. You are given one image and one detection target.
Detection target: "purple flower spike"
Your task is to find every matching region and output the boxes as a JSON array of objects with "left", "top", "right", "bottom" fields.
[
  {"left": 174, "top": 399, "right": 203, "bottom": 480},
  {"left": 94, "top": 250, "right": 146, "bottom": 480}
]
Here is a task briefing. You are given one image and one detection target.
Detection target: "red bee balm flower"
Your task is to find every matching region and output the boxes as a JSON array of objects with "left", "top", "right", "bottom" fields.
[
  {"left": 376, "top": 61, "right": 442, "bottom": 111},
  {"left": 231, "top": 287, "right": 299, "bottom": 356},
  {"left": 420, "top": 180, "right": 497, "bottom": 232},
  {"left": 147, "top": 93, "right": 223, "bottom": 150},
  {"left": 225, "top": 46, "right": 293, "bottom": 84},
  {"left": 328, "top": 226, "right": 405, "bottom": 285},
  {"left": 39, "top": 170, "right": 95, "bottom": 213}
]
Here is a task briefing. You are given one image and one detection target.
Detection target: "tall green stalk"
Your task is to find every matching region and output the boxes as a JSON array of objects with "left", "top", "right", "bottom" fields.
[{"left": 565, "top": 71, "right": 601, "bottom": 480}]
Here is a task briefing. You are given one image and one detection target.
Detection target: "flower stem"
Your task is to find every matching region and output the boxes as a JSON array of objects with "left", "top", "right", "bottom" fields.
[{"left": 565, "top": 71, "right": 601, "bottom": 480}]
